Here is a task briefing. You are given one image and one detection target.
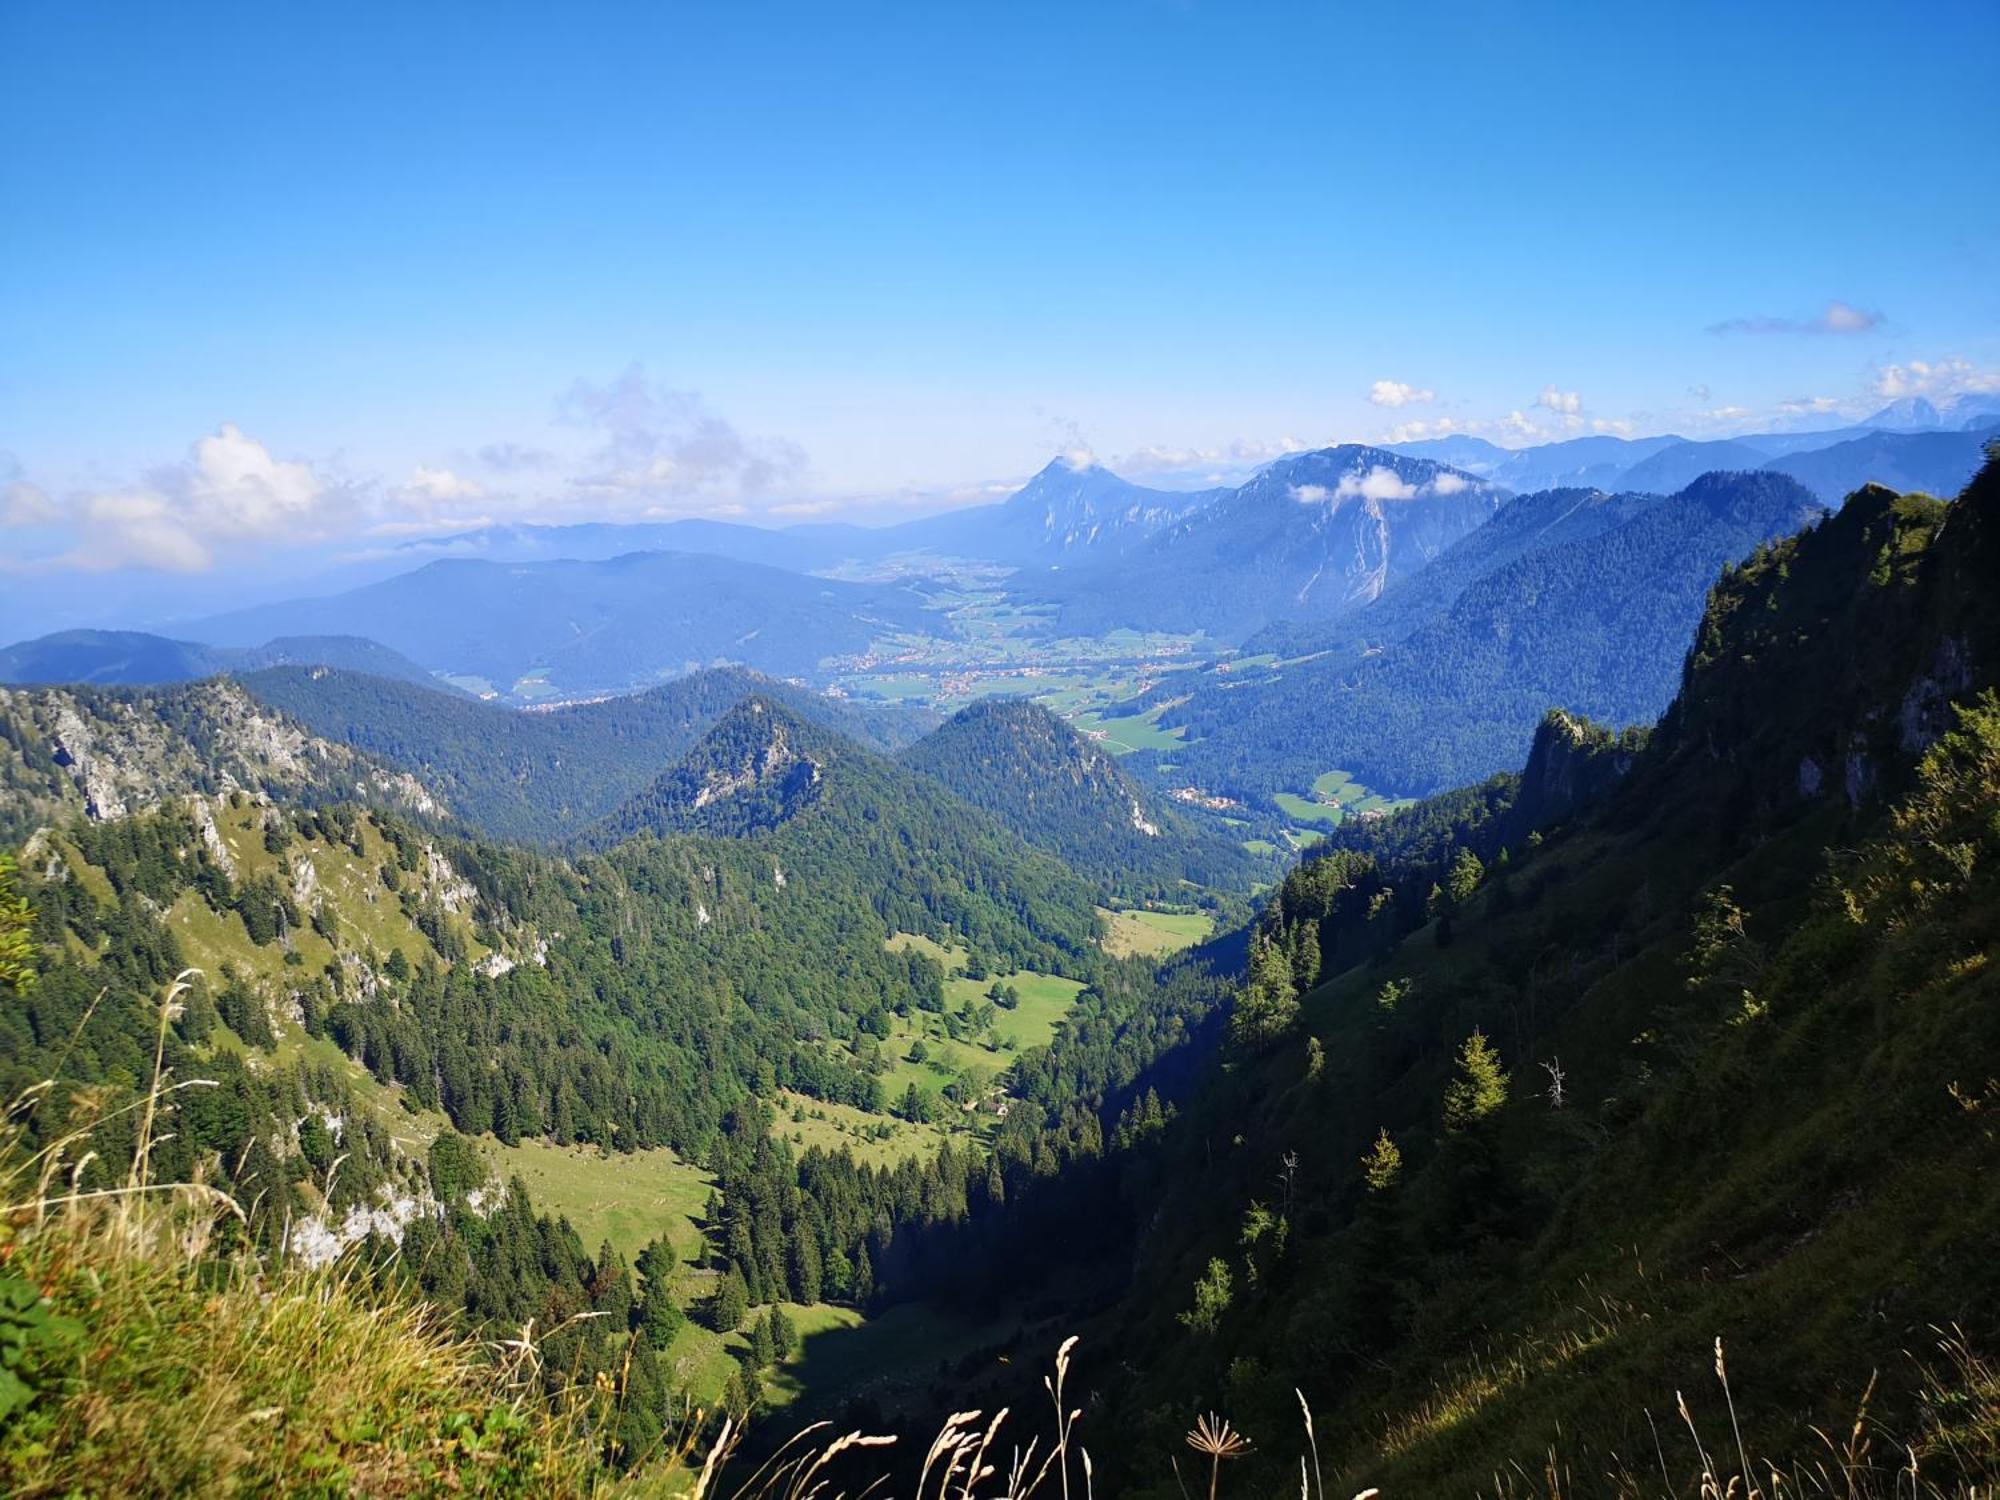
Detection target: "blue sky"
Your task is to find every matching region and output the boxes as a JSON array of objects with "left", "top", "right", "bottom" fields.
[{"left": 3, "top": 0, "right": 1998, "bottom": 567}]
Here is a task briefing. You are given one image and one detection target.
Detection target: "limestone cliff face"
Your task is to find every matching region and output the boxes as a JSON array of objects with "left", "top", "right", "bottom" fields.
[
  {"left": 1510, "top": 708, "right": 1646, "bottom": 833},
  {"left": 0, "top": 678, "right": 441, "bottom": 840},
  {"left": 1653, "top": 467, "right": 2000, "bottom": 820}
]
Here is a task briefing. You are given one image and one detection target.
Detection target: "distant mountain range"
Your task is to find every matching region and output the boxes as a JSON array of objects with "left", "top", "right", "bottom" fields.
[
  {"left": 1147, "top": 469, "right": 1826, "bottom": 800},
  {"left": 1027, "top": 445, "right": 1509, "bottom": 640},
  {"left": 1392, "top": 414, "right": 1998, "bottom": 507},
  {"left": 6, "top": 408, "right": 1992, "bottom": 736},
  {"left": 0, "top": 630, "right": 456, "bottom": 692},
  {"left": 885, "top": 458, "right": 1220, "bottom": 565},
  {"left": 185, "top": 550, "right": 943, "bottom": 694}
]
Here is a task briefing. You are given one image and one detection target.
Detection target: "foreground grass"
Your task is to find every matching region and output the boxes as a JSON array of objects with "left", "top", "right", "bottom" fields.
[{"left": 0, "top": 1208, "right": 634, "bottom": 1498}]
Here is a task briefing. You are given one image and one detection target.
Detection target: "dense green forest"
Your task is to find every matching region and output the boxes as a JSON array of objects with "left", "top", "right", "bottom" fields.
[
  {"left": 899, "top": 696, "right": 1263, "bottom": 899},
  {"left": 239, "top": 663, "right": 939, "bottom": 844},
  {"left": 1144, "top": 469, "right": 1824, "bottom": 799}
]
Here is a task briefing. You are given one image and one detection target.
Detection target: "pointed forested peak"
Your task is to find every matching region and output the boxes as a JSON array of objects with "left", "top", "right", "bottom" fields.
[
  {"left": 1666, "top": 466, "right": 1821, "bottom": 518},
  {"left": 1513, "top": 708, "right": 1647, "bottom": 832},
  {"left": 610, "top": 694, "right": 834, "bottom": 838},
  {"left": 906, "top": 697, "right": 1130, "bottom": 805},
  {"left": 900, "top": 695, "right": 1260, "bottom": 897},
  {"left": 926, "top": 696, "right": 1105, "bottom": 762}
]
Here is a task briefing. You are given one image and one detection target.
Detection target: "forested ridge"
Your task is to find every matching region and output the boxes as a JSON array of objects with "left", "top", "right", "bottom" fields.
[
  {"left": 899, "top": 696, "right": 1264, "bottom": 898},
  {"left": 239, "top": 662, "right": 940, "bottom": 844},
  {"left": 1146, "top": 469, "right": 1825, "bottom": 799}
]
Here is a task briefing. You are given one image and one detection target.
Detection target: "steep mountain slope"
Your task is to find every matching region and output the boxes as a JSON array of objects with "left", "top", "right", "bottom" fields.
[
  {"left": 0, "top": 629, "right": 453, "bottom": 691},
  {"left": 891, "top": 457, "right": 1219, "bottom": 564},
  {"left": 239, "top": 664, "right": 938, "bottom": 844},
  {"left": 1034, "top": 445, "right": 1508, "bottom": 640},
  {"left": 1613, "top": 437, "right": 1771, "bottom": 493},
  {"left": 1760, "top": 421, "right": 1999, "bottom": 504},
  {"left": 0, "top": 678, "right": 439, "bottom": 841},
  {"left": 1245, "top": 485, "right": 1663, "bottom": 659},
  {"left": 592, "top": 696, "right": 1103, "bottom": 966},
  {"left": 187, "top": 550, "right": 942, "bottom": 693},
  {"left": 1155, "top": 470, "right": 1824, "bottom": 798},
  {"left": 899, "top": 698, "right": 1260, "bottom": 896},
  {"left": 846, "top": 458, "right": 2000, "bottom": 1496}
]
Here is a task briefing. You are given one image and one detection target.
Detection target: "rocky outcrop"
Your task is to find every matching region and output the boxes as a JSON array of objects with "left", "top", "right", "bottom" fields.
[{"left": 0, "top": 679, "right": 443, "bottom": 838}]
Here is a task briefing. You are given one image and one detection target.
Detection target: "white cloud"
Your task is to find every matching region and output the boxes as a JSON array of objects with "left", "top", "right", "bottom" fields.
[
  {"left": 1290, "top": 483, "right": 1332, "bottom": 504},
  {"left": 1335, "top": 466, "right": 1418, "bottom": 502},
  {"left": 1431, "top": 471, "right": 1470, "bottom": 495},
  {"left": 1591, "top": 417, "right": 1636, "bottom": 436},
  {"left": 1377, "top": 416, "right": 1467, "bottom": 444},
  {"left": 46, "top": 424, "right": 354, "bottom": 572},
  {"left": 1060, "top": 446, "right": 1098, "bottom": 471},
  {"left": 771, "top": 498, "right": 842, "bottom": 518},
  {"left": 67, "top": 489, "right": 218, "bottom": 571},
  {"left": 1823, "top": 301, "right": 1881, "bottom": 333},
  {"left": 1709, "top": 300, "right": 1886, "bottom": 336},
  {"left": 1778, "top": 395, "right": 1842, "bottom": 417},
  {"left": 1368, "top": 379, "right": 1435, "bottom": 409},
  {"left": 562, "top": 365, "right": 806, "bottom": 509},
  {"left": 1535, "top": 386, "right": 1583, "bottom": 416},
  {"left": 2, "top": 481, "right": 57, "bottom": 527},
  {"left": 401, "top": 465, "right": 485, "bottom": 505},
  {"left": 1872, "top": 357, "right": 2000, "bottom": 401},
  {"left": 1115, "top": 435, "right": 1308, "bottom": 477}
]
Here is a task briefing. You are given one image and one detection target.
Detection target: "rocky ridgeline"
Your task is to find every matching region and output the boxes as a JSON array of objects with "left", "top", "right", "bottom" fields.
[{"left": 0, "top": 678, "right": 441, "bottom": 837}]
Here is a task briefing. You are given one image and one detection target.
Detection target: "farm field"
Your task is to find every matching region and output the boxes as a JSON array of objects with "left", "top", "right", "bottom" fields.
[
  {"left": 1273, "top": 767, "right": 1416, "bottom": 831},
  {"left": 873, "top": 933, "right": 1086, "bottom": 1117},
  {"left": 1098, "top": 905, "right": 1211, "bottom": 958},
  {"left": 771, "top": 1090, "right": 963, "bottom": 1168},
  {"left": 488, "top": 1138, "right": 714, "bottom": 1267},
  {"left": 1069, "top": 702, "right": 1186, "bottom": 754}
]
